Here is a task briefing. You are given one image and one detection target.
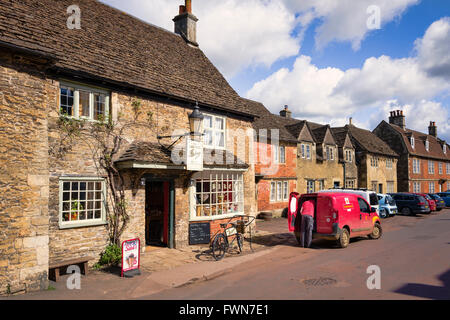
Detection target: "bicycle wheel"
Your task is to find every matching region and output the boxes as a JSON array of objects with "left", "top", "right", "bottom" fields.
[
  {"left": 212, "top": 234, "right": 228, "bottom": 261},
  {"left": 236, "top": 233, "right": 243, "bottom": 254}
]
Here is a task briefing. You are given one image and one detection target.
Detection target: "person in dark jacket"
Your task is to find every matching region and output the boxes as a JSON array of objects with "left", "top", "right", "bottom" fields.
[{"left": 300, "top": 200, "right": 315, "bottom": 248}]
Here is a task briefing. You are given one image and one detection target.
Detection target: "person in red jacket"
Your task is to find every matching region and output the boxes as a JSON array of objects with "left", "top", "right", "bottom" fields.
[{"left": 300, "top": 200, "right": 315, "bottom": 248}]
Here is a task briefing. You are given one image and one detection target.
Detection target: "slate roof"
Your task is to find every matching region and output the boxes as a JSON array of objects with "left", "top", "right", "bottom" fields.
[
  {"left": 337, "top": 125, "right": 398, "bottom": 157},
  {"left": 115, "top": 142, "right": 248, "bottom": 169},
  {"left": 388, "top": 123, "right": 450, "bottom": 161},
  {"left": 0, "top": 0, "right": 257, "bottom": 118},
  {"left": 242, "top": 98, "right": 301, "bottom": 143}
]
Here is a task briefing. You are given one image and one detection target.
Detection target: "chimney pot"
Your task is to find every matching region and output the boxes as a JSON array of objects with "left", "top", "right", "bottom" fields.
[{"left": 185, "top": 0, "right": 192, "bottom": 13}]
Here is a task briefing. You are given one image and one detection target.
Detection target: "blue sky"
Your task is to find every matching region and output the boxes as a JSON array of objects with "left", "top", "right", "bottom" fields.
[{"left": 101, "top": 0, "right": 450, "bottom": 140}]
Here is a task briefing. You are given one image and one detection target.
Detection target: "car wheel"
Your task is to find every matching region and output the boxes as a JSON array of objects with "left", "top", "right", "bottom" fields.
[
  {"left": 380, "top": 209, "right": 387, "bottom": 218},
  {"left": 338, "top": 229, "right": 350, "bottom": 248},
  {"left": 369, "top": 223, "right": 382, "bottom": 240},
  {"left": 401, "top": 207, "right": 412, "bottom": 216}
]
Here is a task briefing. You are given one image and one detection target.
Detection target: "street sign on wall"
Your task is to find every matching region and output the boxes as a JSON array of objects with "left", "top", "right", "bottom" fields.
[{"left": 121, "top": 238, "right": 141, "bottom": 278}]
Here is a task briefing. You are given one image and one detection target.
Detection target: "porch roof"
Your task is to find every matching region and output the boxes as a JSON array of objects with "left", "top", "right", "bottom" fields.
[{"left": 115, "top": 142, "right": 249, "bottom": 170}]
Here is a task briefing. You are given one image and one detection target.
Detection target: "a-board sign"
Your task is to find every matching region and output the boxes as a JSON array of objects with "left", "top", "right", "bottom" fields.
[
  {"left": 189, "top": 223, "right": 211, "bottom": 245},
  {"left": 121, "top": 238, "right": 141, "bottom": 278}
]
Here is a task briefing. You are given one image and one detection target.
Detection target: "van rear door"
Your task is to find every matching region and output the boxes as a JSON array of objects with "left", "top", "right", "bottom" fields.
[
  {"left": 288, "top": 192, "right": 300, "bottom": 232},
  {"left": 316, "top": 195, "right": 334, "bottom": 234}
]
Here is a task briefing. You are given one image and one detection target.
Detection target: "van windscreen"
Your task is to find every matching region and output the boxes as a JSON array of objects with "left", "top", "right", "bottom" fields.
[{"left": 369, "top": 193, "right": 379, "bottom": 205}]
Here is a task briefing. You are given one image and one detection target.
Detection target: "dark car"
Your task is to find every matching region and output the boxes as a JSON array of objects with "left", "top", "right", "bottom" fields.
[
  {"left": 428, "top": 194, "right": 446, "bottom": 211},
  {"left": 389, "top": 193, "right": 430, "bottom": 215},
  {"left": 437, "top": 192, "right": 450, "bottom": 207}
]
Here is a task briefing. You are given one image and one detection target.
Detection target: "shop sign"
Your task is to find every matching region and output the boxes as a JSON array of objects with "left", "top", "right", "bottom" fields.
[
  {"left": 121, "top": 238, "right": 141, "bottom": 277},
  {"left": 186, "top": 138, "right": 203, "bottom": 171}
]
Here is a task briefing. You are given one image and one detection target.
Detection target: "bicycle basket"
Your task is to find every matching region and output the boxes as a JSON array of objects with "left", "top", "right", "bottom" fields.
[{"left": 236, "top": 220, "right": 246, "bottom": 234}]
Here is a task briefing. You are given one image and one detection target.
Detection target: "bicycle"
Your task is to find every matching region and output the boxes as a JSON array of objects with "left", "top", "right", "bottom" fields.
[{"left": 210, "top": 214, "right": 256, "bottom": 261}]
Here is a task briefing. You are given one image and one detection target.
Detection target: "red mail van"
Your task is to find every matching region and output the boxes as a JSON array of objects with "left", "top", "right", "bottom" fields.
[{"left": 288, "top": 192, "right": 382, "bottom": 248}]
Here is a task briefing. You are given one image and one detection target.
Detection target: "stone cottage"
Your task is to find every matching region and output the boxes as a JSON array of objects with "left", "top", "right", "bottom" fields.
[
  {"left": 374, "top": 110, "right": 450, "bottom": 193},
  {"left": 332, "top": 123, "right": 398, "bottom": 193},
  {"left": 0, "top": 0, "right": 258, "bottom": 294},
  {"left": 286, "top": 120, "right": 356, "bottom": 194}
]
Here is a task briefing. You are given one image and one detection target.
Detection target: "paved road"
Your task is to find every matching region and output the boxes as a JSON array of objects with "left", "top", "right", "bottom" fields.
[{"left": 143, "top": 210, "right": 450, "bottom": 300}]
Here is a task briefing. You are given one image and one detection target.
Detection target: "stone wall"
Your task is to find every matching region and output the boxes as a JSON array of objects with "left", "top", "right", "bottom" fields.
[
  {"left": 296, "top": 143, "right": 343, "bottom": 193},
  {"left": 0, "top": 49, "right": 51, "bottom": 294},
  {"left": 358, "top": 154, "right": 398, "bottom": 193}
]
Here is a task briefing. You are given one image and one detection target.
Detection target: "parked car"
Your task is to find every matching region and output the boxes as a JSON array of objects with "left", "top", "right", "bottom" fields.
[
  {"left": 437, "top": 192, "right": 450, "bottom": 207},
  {"left": 318, "top": 188, "right": 379, "bottom": 214},
  {"left": 288, "top": 192, "right": 382, "bottom": 248},
  {"left": 427, "top": 194, "right": 446, "bottom": 211},
  {"left": 389, "top": 193, "right": 430, "bottom": 215},
  {"left": 377, "top": 193, "right": 398, "bottom": 218},
  {"left": 413, "top": 193, "right": 436, "bottom": 211}
]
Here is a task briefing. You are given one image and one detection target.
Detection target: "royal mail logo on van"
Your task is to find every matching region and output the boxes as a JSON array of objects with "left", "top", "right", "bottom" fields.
[{"left": 343, "top": 197, "right": 353, "bottom": 210}]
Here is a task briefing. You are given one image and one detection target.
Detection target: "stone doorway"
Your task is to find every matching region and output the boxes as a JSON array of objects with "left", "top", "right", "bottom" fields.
[{"left": 145, "top": 181, "right": 169, "bottom": 247}]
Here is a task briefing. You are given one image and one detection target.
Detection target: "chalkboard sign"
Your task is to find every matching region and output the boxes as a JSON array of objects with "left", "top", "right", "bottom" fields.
[{"left": 189, "top": 223, "right": 211, "bottom": 245}]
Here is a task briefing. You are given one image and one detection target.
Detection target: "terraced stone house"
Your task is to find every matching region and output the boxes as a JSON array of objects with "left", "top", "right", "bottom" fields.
[
  {"left": 374, "top": 110, "right": 450, "bottom": 193},
  {"left": 0, "top": 0, "right": 259, "bottom": 294},
  {"left": 332, "top": 123, "right": 398, "bottom": 193}
]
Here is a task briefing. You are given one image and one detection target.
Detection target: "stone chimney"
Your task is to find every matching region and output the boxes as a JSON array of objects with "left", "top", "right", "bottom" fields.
[
  {"left": 428, "top": 121, "right": 437, "bottom": 137},
  {"left": 173, "top": 0, "right": 199, "bottom": 47},
  {"left": 349, "top": 117, "right": 353, "bottom": 125},
  {"left": 389, "top": 110, "right": 406, "bottom": 130},
  {"left": 279, "top": 105, "right": 292, "bottom": 118}
]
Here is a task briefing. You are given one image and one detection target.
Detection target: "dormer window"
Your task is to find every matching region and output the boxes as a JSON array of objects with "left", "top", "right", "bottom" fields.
[
  {"left": 425, "top": 140, "right": 429, "bottom": 152},
  {"left": 326, "top": 146, "right": 334, "bottom": 161},
  {"left": 444, "top": 144, "right": 447, "bottom": 154},
  {"left": 410, "top": 137, "right": 415, "bottom": 149}
]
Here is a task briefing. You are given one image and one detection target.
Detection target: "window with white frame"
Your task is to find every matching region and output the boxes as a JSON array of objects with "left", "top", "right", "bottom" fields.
[
  {"left": 429, "top": 182, "right": 435, "bottom": 193},
  {"left": 272, "top": 144, "right": 279, "bottom": 164},
  {"left": 439, "top": 162, "right": 443, "bottom": 175},
  {"left": 413, "top": 159, "right": 420, "bottom": 174},
  {"left": 447, "top": 163, "right": 450, "bottom": 174},
  {"left": 193, "top": 172, "right": 243, "bottom": 218},
  {"left": 326, "top": 146, "right": 334, "bottom": 161},
  {"left": 387, "top": 181, "right": 395, "bottom": 194},
  {"left": 410, "top": 137, "right": 415, "bottom": 149},
  {"left": 306, "top": 145, "right": 311, "bottom": 159},
  {"left": 371, "top": 157, "right": 379, "bottom": 168},
  {"left": 386, "top": 158, "right": 393, "bottom": 169},
  {"left": 300, "top": 144, "right": 305, "bottom": 158},
  {"left": 270, "top": 181, "right": 289, "bottom": 202},
  {"left": 59, "top": 82, "right": 110, "bottom": 121},
  {"left": 307, "top": 180, "right": 315, "bottom": 193},
  {"left": 270, "top": 182, "right": 276, "bottom": 202},
  {"left": 279, "top": 146, "right": 286, "bottom": 164},
  {"left": 203, "top": 114, "right": 226, "bottom": 149},
  {"left": 345, "top": 149, "right": 353, "bottom": 162},
  {"left": 345, "top": 179, "right": 356, "bottom": 189},
  {"left": 444, "top": 144, "right": 447, "bottom": 154},
  {"left": 413, "top": 182, "right": 421, "bottom": 193},
  {"left": 283, "top": 181, "right": 289, "bottom": 200},
  {"left": 428, "top": 161, "right": 435, "bottom": 174},
  {"left": 425, "top": 140, "right": 429, "bottom": 152},
  {"left": 59, "top": 178, "right": 106, "bottom": 228}
]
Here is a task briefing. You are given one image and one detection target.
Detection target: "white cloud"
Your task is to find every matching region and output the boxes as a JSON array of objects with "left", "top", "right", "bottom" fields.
[
  {"left": 283, "top": 0, "right": 420, "bottom": 50},
  {"left": 247, "top": 18, "right": 450, "bottom": 140},
  {"left": 416, "top": 17, "right": 450, "bottom": 80},
  {"left": 101, "top": 0, "right": 300, "bottom": 78}
]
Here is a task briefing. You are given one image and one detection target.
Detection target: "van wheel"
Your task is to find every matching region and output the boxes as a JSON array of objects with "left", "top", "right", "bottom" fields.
[
  {"left": 338, "top": 229, "right": 350, "bottom": 248},
  {"left": 401, "top": 207, "right": 411, "bottom": 216},
  {"left": 369, "top": 223, "right": 382, "bottom": 240}
]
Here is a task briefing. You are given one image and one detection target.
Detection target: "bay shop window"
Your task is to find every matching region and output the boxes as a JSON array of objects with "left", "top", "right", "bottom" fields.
[{"left": 191, "top": 171, "right": 244, "bottom": 220}]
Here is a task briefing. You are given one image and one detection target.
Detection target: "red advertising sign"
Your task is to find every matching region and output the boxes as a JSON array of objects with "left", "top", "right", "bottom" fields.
[{"left": 121, "top": 238, "right": 140, "bottom": 277}]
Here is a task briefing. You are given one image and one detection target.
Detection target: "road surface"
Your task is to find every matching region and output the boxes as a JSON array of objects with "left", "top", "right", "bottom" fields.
[{"left": 143, "top": 210, "right": 450, "bottom": 300}]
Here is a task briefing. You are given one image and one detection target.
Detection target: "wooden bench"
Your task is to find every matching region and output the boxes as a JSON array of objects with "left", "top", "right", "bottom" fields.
[{"left": 49, "top": 256, "right": 94, "bottom": 282}]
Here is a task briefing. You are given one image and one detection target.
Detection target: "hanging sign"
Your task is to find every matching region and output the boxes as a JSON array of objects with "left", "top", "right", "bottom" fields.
[
  {"left": 121, "top": 238, "right": 141, "bottom": 278},
  {"left": 186, "top": 137, "right": 203, "bottom": 171}
]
